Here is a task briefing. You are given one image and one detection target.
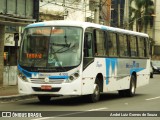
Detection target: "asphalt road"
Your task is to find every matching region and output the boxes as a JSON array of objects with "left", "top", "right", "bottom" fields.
[{"left": 0, "top": 74, "right": 160, "bottom": 120}]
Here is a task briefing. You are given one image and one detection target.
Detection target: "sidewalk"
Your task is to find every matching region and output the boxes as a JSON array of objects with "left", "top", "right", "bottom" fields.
[
  {"left": 0, "top": 85, "right": 34, "bottom": 101},
  {"left": 0, "top": 85, "right": 18, "bottom": 96}
]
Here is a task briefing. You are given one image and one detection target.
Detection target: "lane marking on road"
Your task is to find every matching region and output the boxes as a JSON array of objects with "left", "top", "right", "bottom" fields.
[
  {"left": 145, "top": 96, "right": 160, "bottom": 101},
  {"left": 31, "top": 107, "right": 108, "bottom": 120},
  {"left": 0, "top": 98, "right": 36, "bottom": 104},
  {"left": 87, "top": 107, "right": 108, "bottom": 111}
]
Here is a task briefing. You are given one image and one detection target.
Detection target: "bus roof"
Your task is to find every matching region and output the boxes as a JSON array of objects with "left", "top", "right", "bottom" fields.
[{"left": 26, "top": 20, "right": 149, "bottom": 38}]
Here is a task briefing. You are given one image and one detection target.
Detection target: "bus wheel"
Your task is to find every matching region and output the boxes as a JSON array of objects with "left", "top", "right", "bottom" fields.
[
  {"left": 89, "top": 80, "right": 100, "bottom": 102},
  {"left": 118, "top": 90, "right": 126, "bottom": 97},
  {"left": 126, "top": 75, "right": 136, "bottom": 97},
  {"left": 37, "top": 96, "right": 51, "bottom": 103}
]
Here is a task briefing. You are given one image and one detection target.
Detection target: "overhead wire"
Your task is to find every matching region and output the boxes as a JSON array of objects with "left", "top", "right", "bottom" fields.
[{"left": 40, "top": 0, "right": 93, "bottom": 16}]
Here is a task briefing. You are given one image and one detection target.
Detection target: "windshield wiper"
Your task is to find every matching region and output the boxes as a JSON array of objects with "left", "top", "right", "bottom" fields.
[
  {"left": 51, "top": 42, "right": 71, "bottom": 54},
  {"left": 51, "top": 42, "right": 78, "bottom": 54},
  {"left": 52, "top": 43, "right": 71, "bottom": 47},
  {"left": 49, "top": 45, "right": 67, "bottom": 72}
]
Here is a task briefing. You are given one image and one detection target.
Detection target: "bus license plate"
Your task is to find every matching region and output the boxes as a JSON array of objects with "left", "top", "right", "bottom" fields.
[{"left": 41, "top": 85, "right": 52, "bottom": 90}]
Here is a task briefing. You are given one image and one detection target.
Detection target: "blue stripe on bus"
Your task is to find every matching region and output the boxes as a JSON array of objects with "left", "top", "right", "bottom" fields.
[
  {"left": 18, "top": 65, "right": 69, "bottom": 79},
  {"left": 27, "top": 23, "right": 45, "bottom": 28},
  {"left": 130, "top": 68, "right": 145, "bottom": 75},
  {"left": 101, "top": 26, "right": 107, "bottom": 30},
  {"left": 101, "top": 26, "right": 114, "bottom": 31},
  {"left": 105, "top": 58, "right": 118, "bottom": 85},
  {"left": 104, "top": 59, "right": 145, "bottom": 85},
  {"left": 18, "top": 64, "right": 23, "bottom": 72},
  {"left": 18, "top": 65, "right": 33, "bottom": 78},
  {"left": 49, "top": 76, "right": 69, "bottom": 79}
]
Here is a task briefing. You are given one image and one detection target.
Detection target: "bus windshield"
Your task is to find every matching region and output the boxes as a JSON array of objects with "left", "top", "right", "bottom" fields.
[{"left": 19, "top": 26, "right": 82, "bottom": 70}]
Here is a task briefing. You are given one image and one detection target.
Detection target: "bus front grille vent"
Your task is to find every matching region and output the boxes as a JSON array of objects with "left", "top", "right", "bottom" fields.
[{"left": 30, "top": 78, "right": 64, "bottom": 84}]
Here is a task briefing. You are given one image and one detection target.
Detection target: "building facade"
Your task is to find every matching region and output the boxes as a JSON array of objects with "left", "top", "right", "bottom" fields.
[
  {"left": 0, "top": 0, "right": 39, "bottom": 85},
  {"left": 39, "top": 0, "right": 85, "bottom": 21},
  {"left": 153, "top": 0, "right": 160, "bottom": 56}
]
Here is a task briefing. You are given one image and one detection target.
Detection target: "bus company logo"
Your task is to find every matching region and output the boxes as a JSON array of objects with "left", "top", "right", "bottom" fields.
[
  {"left": 44, "top": 77, "right": 49, "bottom": 83},
  {"left": 126, "top": 61, "right": 139, "bottom": 68},
  {"left": 39, "top": 73, "right": 53, "bottom": 77},
  {"left": 32, "top": 73, "right": 39, "bottom": 78}
]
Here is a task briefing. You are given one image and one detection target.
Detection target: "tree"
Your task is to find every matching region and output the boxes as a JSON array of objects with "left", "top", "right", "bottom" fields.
[{"left": 129, "top": 0, "right": 154, "bottom": 32}]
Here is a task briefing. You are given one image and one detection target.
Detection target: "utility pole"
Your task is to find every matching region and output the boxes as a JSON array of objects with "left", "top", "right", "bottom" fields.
[
  {"left": 0, "top": 25, "right": 5, "bottom": 84},
  {"left": 84, "top": 0, "right": 87, "bottom": 22},
  {"left": 152, "top": 0, "right": 156, "bottom": 42},
  {"left": 94, "top": 0, "right": 100, "bottom": 24},
  {"left": 63, "top": 0, "right": 67, "bottom": 20},
  {"left": 124, "top": 0, "right": 129, "bottom": 29},
  {"left": 106, "top": 0, "right": 111, "bottom": 26},
  {"left": 118, "top": 0, "right": 120, "bottom": 27},
  {"left": 152, "top": 0, "right": 156, "bottom": 57}
]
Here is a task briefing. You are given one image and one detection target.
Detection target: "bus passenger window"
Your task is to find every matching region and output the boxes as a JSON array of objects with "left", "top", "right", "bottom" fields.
[
  {"left": 138, "top": 37, "right": 145, "bottom": 57},
  {"left": 119, "top": 34, "right": 129, "bottom": 57},
  {"left": 84, "top": 32, "right": 93, "bottom": 57},
  {"left": 145, "top": 38, "right": 150, "bottom": 57},
  {"left": 107, "top": 32, "right": 117, "bottom": 56},
  {"left": 94, "top": 29, "right": 105, "bottom": 56},
  {"left": 129, "top": 36, "right": 137, "bottom": 57}
]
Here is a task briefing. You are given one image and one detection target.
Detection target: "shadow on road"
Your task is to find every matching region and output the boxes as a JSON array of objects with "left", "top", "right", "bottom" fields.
[{"left": 23, "top": 92, "right": 147, "bottom": 106}]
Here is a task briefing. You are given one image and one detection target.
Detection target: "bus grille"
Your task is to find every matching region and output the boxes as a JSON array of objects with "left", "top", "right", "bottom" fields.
[
  {"left": 32, "top": 87, "right": 61, "bottom": 92},
  {"left": 30, "top": 78, "right": 64, "bottom": 84}
]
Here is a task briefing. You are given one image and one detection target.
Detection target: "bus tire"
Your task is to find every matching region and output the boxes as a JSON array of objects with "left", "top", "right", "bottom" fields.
[
  {"left": 126, "top": 75, "right": 136, "bottom": 97},
  {"left": 89, "top": 80, "right": 100, "bottom": 103},
  {"left": 118, "top": 90, "right": 126, "bottom": 97},
  {"left": 150, "top": 72, "right": 153, "bottom": 78},
  {"left": 37, "top": 96, "right": 51, "bottom": 103}
]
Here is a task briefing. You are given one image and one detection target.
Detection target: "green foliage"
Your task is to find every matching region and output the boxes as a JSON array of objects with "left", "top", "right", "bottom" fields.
[{"left": 129, "top": 0, "right": 154, "bottom": 32}]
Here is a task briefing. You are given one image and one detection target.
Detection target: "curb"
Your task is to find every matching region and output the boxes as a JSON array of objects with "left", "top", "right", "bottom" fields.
[{"left": 0, "top": 94, "right": 35, "bottom": 102}]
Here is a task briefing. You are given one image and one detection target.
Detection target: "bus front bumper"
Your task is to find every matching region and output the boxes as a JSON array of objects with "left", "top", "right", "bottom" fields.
[{"left": 18, "top": 77, "right": 82, "bottom": 96}]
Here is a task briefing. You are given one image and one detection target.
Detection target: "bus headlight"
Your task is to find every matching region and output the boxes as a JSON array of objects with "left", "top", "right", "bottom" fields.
[
  {"left": 67, "top": 71, "right": 80, "bottom": 82},
  {"left": 18, "top": 70, "right": 28, "bottom": 82},
  {"left": 74, "top": 72, "right": 79, "bottom": 78},
  {"left": 69, "top": 75, "right": 74, "bottom": 81}
]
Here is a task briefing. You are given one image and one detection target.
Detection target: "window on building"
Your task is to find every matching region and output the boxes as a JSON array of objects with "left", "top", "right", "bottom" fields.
[{"left": 4, "top": 46, "right": 17, "bottom": 66}]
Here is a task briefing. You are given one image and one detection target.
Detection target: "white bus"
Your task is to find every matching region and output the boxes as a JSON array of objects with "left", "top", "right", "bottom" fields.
[{"left": 18, "top": 21, "right": 150, "bottom": 103}]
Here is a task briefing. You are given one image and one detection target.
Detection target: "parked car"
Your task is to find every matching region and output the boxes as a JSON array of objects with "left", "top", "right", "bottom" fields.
[{"left": 151, "top": 60, "right": 160, "bottom": 74}]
